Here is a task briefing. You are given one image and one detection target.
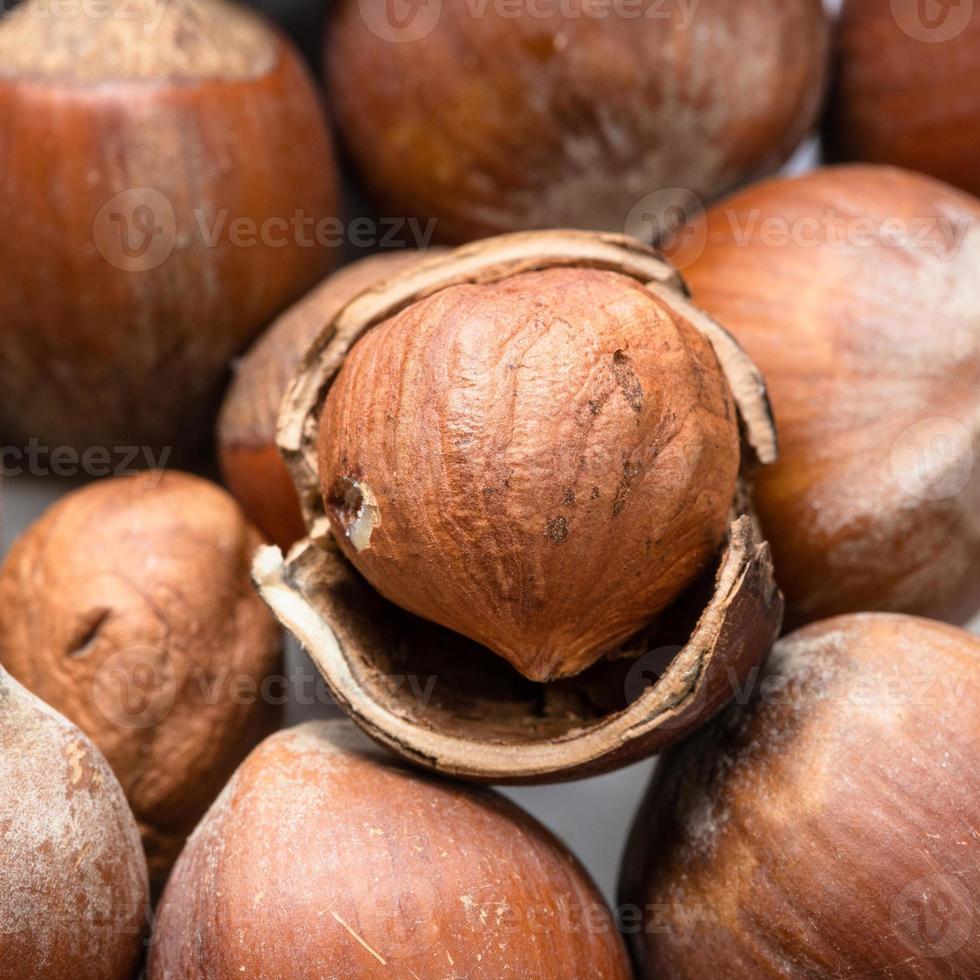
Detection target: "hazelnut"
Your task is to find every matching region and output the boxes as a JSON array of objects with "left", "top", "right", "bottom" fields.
[
  {"left": 0, "top": 472, "right": 283, "bottom": 894},
  {"left": 620, "top": 613, "right": 980, "bottom": 977},
  {"left": 0, "top": 666, "right": 148, "bottom": 980},
  {"left": 674, "top": 165, "right": 980, "bottom": 626},
  {"left": 327, "top": 0, "right": 830, "bottom": 242},
  {"left": 0, "top": 0, "right": 339, "bottom": 453},
  {"left": 150, "top": 719, "right": 632, "bottom": 979},
  {"left": 218, "top": 250, "right": 443, "bottom": 550},
  {"left": 827, "top": 0, "right": 980, "bottom": 199},
  {"left": 318, "top": 268, "right": 739, "bottom": 681},
  {"left": 256, "top": 230, "right": 783, "bottom": 781}
]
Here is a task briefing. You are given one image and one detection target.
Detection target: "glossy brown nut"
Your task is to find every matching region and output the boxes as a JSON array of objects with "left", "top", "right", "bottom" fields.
[
  {"left": 0, "top": 667, "right": 149, "bottom": 980},
  {"left": 0, "top": 472, "right": 283, "bottom": 895},
  {"left": 0, "top": 0, "right": 339, "bottom": 453},
  {"left": 620, "top": 613, "right": 980, "bottom": 978},
  {"left": 327, "top": 0, "right": 829, "bottom": 243},
  {"left": 827, "top": 0, "right": 980, "bottom": 199},
  {"left": 218, "top": 250, "right": 442, "bottom": 550},
  {"left": 675, "top": 165, "right": 980, "bottom": 627},
  {"left": 150, "top": 719, "right": 633, "bottom": 979},
  {"left": 255, "top": 230, "right": 783, "bottom": 782}
]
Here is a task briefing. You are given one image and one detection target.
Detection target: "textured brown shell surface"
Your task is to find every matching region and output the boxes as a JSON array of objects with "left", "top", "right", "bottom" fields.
[
  {"left": 0, "top": 472, "right": 283, "bottom": 892},
  {"left": 317, "top": 266, "right": 740, "bottom": 681},
  {"left": 328, "top": 0, "right": 829, "bottom": 241},
  {"left": 620, "top": 613, "right": 980, "bottom": 978},
  {"left": 828, "top": 0, "right": 980, "bottom": 198},
  {"left": 0, "top": 0, "right": 275, "bottom": 81},
  {"left": 150, "top": 719, "right": 632, "bottom": 979},
  {"left": 678, "top": 165, "right": 980, "bottom": 626},
  {"left": 0, "top": 669, "right": 148, "bottom": 980},
  {"left": 218, "top": 251, "right": 442, "bottom": 547},
  {"left": 0, "top": 28, "right": 338, "bottom": 451}
]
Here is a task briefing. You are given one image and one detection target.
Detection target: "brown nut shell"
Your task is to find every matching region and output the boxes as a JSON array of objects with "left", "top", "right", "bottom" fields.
[
  {"left": 674, "top": 165, "right": 980, "bottom": 627},
  {"left": 0, "top": 0, "right": 339, "bottom": 452},
  {"left": 150, "top": 719, "right": 632, "bottom": 979},
  {"left": 619, "top": 613, "right": 980, "bottom": 978},
  {"left": 218, "top": 250, "right": 443, "bottom": 549},
  {"left": 0, "top": 667, "right": 148, "bottom": 980},
  {"left": 255, "top": 230, "right": 782, "bottom": 782},
  {"left": 0, "top": 472, "right": 283, "bottom": 894},
  {"left": 328, "top": 0, "right": 829, "bottom": 242},
  {"left": 827, "top": 0, "right": 980, "bottom": 199}
]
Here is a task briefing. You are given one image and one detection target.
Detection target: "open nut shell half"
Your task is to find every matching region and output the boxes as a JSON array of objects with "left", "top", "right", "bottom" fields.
[{"left": 254, "top": 230, "right": 783, "bottom": 782}]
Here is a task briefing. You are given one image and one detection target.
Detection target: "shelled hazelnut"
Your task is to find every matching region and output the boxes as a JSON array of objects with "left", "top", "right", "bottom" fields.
[
  {"left": 327, "top": 0, "right": 829, "bottom": 242},
  {"left": 218, "top": 250, "right": 443, "bottom": 549},
  {"left": 0, "top": 667, "right": 148, "bottom": 980},
  {"left": 620, "top": 613, "right": 980, "bottom": 978},
  {"left": 674, "top": 165, "right": 980, "bottom": 626},
  {"left": 151, "top": 719, "right": 632, "bottom": 979},
  {"left": 255, "top": 230, "right": 783, "bottom": 782},
  {"left": 0, "top": 0, "right": 339, "bottom": 453},
  {"left": 0, "top": 472, "right": 283, "bottom": 894},
  {"left": 827, "top": 0, "right": 980, "bottom": 198}
]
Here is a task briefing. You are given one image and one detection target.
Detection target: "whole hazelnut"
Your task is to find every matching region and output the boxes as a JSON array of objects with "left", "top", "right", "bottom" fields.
[
  {"left": 0, "top": 666, "right": 148, "bottom": 980},
  {"left": 256, "top": 230, "right": 783, "bottom": 781},
  {"left": 218, "top": 250, "right": 443, "bottom": 550},
  {"left": 327, "top": 0, "right": 829, "bottom": 242},
  {"left": 318, "top": 266, "right": 740, "bottom": 682},
  {"left": 0, "top": 472, "right": 283, "bottom": 894},
  {"left": 620, "top": 613, "right": 980, "bottom": 978},
  {"left": 674, "top": 165, "right": 980, "bottom": 627},
  {"left": 0, "top": 0, "right": 339, "bottom": 453},
  {"left": 150, "top": 719, "right": 632, "bottom": 979},
  {"left": 827, "top": 0, "right": 980, "bottom": 199}
]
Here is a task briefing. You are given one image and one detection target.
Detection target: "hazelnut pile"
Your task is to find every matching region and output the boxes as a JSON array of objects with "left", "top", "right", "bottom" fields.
[{"left": 1, "top": 0, "right": 978, "bottom": 977}]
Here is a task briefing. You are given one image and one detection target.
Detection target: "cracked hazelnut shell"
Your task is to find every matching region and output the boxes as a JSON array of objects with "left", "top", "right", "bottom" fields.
[
  {"left": 0, "top": 472, "right": 283, "bottom": 894},
  {"left": 255, "top": 230, "right": 783, "bottom": 782},
  {"left": 218, "top": 250, "right": 442, "bottom": 550},
  {"left": 150, "top": 719, "right": 632, "bottom": 979},
  {"left": 826, "top": 0, "right": 980, "bottom": 199},
  {"left": 620, "top": 613, "right": 980, "bottom": 978},
  {"left": 0, "top": 0, "right": 339, "bottom": 453},
  {"left": 674, "top": 165, "right": 980, "bottom": 627},
  {"left": 327, "top": 0, "right": 829, "bottom": 242},
  {"left": 0, "top": 666, "right": 148, "bottom": 980}
]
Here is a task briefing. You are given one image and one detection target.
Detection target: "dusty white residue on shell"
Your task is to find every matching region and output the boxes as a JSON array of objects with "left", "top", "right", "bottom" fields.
[
  {"left": 0, "top": 0, "right": 276, "bottom": 81},
  {"left": 0, "top": 673, "right": 146, "bottom": 968}
]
